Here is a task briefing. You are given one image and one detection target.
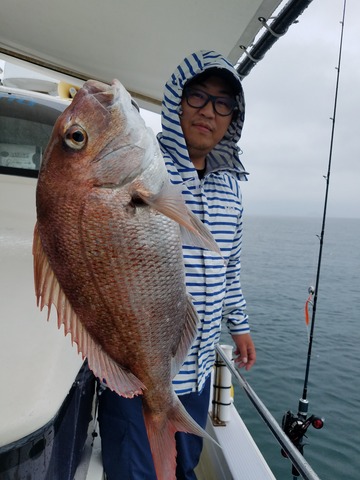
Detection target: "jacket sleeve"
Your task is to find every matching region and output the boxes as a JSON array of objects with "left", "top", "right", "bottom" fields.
[{"left": 222, "top": 201, "right": 250, "bottom": 335}]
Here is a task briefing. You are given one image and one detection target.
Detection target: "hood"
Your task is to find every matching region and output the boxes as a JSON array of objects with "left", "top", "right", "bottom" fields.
[{"left": 157, "top": 50, "right": 248, "bottom": 181}]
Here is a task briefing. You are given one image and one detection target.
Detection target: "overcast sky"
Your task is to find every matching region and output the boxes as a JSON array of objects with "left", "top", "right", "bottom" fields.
[
  {"left": 1, "top": 1, "right": 358, "bottom": 219},
  {"left": 143, "top": 0, "right": 359, "bottom": 219}
]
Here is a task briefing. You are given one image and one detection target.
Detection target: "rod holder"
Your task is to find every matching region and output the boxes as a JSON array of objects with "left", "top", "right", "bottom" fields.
[{"left": 211, "top": 345, "right": 233, "bottom": 425}]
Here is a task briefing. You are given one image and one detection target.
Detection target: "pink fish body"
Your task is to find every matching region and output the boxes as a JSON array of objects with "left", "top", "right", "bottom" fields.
[{"left": 33, "top": 79, "right": 219, "bottom": 479}]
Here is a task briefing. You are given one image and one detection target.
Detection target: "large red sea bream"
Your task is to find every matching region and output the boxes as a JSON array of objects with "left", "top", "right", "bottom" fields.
[{"left": 33, "top": 79, "right": 219, "bottom": 479}]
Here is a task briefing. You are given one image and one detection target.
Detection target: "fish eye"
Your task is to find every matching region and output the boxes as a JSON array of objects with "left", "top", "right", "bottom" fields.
[
  {"left": 131, "top": 99, "right": 140, "bottom": 112},
  {"left": 64, "top": 125, "right": 87, "bottom": 150}
]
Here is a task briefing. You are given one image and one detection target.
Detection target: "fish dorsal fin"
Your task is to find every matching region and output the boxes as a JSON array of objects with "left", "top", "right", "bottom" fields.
[
  {"left": 33, "top": 223, "right": 145, "bottom": 398},
  {"left": 136, "top": 181, "right": 222, "bottom": 257},
  {"left": 171, "top": 294, "right": 199, "bottom": 378}
]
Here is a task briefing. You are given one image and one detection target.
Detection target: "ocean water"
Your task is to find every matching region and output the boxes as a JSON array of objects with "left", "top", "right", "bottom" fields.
[{"left": 222, "top": 216, "right": 360, "bottom": 480}]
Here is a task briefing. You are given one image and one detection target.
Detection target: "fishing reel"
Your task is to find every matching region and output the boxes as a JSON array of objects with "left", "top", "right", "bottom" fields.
[
  {"left": 282, "top": 410, "right": 324, "bottom": 453},
  {"left": 281, "top": 404, "right": 324, "bottom": 476}
]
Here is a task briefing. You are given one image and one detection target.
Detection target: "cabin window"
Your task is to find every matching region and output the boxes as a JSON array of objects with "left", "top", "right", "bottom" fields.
[{"left": 0, "top": 91, "right": 66, "bottom": 178}]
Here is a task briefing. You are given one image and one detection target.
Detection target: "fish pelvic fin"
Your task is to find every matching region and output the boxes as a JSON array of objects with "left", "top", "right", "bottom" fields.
[
  {"left": 171, "top": 295, "right": 199, "bottom": 378},
  {"left": 143, "top": 396, "right": 218, "bottom": 480},
  {"left": 136, "top": 180, "right": 222, "bottom": 257},
  {"left": 33, "top": 223, "right": 145, "bottom": 398}
]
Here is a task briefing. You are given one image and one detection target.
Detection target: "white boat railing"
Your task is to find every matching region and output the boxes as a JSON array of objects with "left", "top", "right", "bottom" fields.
[{"left": 214, "top": 344, "right": 321, "bottom": 480}]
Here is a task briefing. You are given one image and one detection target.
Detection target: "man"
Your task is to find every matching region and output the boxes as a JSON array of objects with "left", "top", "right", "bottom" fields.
[{"left": 98, "top": 50, "right": 256, "bottom": 479}]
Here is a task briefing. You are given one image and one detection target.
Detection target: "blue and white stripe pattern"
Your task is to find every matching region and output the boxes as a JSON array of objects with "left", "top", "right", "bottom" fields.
[{"left": 157, "top": 50, "right": 250, "bottom": 394}]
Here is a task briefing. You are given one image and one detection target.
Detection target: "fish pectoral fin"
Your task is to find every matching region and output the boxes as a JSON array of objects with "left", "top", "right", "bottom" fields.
[
  {"left": 136, "top": 181, "right": 222, "bottom": 256},
  {"left": 33, "top": 223, "right": 145, "bottom": 398},
  {"left": 171, "top": 295, "right": 199, "bottom": 378}
]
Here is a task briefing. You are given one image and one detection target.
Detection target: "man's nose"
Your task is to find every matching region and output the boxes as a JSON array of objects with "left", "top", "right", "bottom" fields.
[{"left": 199, "top": 99, "right": 216, "bottom": 117}]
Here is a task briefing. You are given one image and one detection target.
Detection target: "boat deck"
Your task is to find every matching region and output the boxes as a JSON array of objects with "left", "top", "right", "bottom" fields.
[
  {"left": 74, "top": 404, "right": 276, "bottom": 480},
  {"left": 196, "top": 405, "right": 276, "bottom": 480}
]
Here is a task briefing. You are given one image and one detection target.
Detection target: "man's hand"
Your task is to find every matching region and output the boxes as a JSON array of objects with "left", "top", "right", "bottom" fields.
[{"left": 232, "top": 333, "right": 256, "bottom": 371}]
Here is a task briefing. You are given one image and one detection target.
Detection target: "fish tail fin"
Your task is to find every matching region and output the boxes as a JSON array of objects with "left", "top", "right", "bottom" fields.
[{"left": 143, "top": 397, "right": 217, "bottom": 480}]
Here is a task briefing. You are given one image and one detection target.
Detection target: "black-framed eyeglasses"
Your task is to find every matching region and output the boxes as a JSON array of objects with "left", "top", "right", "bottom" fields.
[{"left": 183, "top": 87, "right": 238, "bottom": 117}]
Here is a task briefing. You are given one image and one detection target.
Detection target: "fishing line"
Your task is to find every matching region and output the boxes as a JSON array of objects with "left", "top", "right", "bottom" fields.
[{"left": 282, "top": 1, "right": 347, "bottom": 477}]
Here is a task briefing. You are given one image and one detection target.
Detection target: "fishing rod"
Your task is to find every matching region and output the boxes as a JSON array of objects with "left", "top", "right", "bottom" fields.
[{"left": 281, "top": 1, "right": 347, "bottom": 477}]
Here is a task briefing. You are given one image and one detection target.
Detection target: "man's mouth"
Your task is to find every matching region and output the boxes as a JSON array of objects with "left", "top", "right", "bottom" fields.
[{"left": 193, "top": 122, "right": 212, "bottom": 133}]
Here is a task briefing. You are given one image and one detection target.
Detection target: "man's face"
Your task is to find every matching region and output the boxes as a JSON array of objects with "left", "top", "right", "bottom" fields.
[{"left": 180, "top": 75, "right": 234, "bottom": 163}]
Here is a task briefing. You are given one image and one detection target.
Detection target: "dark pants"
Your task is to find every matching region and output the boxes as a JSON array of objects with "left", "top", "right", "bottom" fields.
[{"left": 98, "top": 377, "right": 211, "bottom": 480}]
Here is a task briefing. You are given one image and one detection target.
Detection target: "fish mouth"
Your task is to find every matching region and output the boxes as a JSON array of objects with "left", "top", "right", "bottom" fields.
[
  {"left": 83, "top": 80, "right": 118, "bottom": 111},
  {"left": 130, "top": 98, "right": 140, "bottom": 112},
  {"left": 83, "top": 79, "right": 139, "bottom": 112},
  {"left": 95, "top": 183, "right": 122, "bottom": 189}
]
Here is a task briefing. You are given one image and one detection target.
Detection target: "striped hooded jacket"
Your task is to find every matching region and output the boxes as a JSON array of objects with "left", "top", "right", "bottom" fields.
[{"left": 157, "top": 50, "right": 249, "bottom": 394}]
